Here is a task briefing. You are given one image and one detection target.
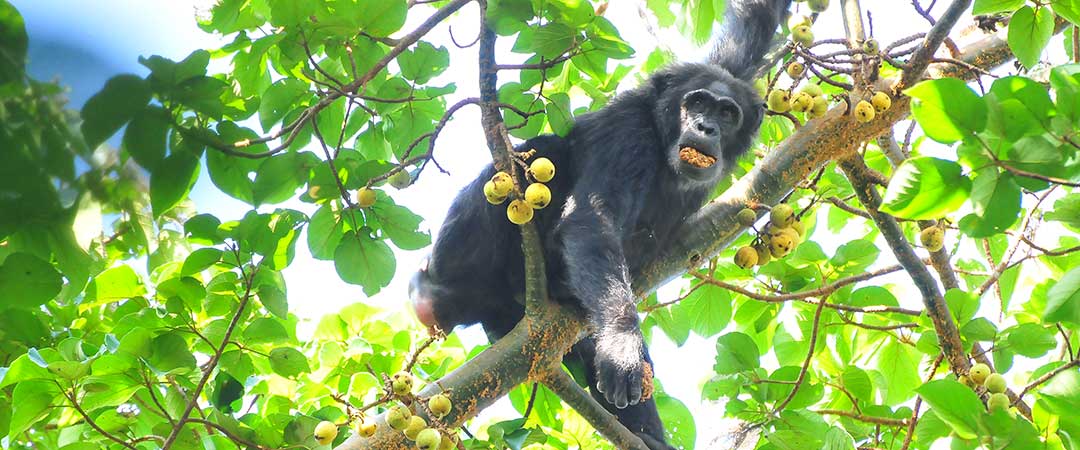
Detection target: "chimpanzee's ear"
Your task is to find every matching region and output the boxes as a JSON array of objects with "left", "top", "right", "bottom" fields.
[{"left": 649, "top": 69, "right": 675, "bottom": 95}]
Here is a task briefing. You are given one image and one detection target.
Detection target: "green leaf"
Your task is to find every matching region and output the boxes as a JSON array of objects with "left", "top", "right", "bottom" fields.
[
  {"left": 334, "top": 231, "right": 396, "bottom": 296},
  {"left": 85, "top": 265, "right": 146, "bottom": 305},
  {"left": 149, "top": 333, "right": 196, "bottom": 373},
  {"left": 357, "top": 0, "right": 407, "bottom": 37},
  {"left": 398, "top": 41, "right": 450, "bottom": 85},
  {"left": 1004, "top": 323, "right": 1056, "bottom": 357},
  {"left": 307, "top": 204, "right": 346, "bottom": 260},
  {"left": 714, "top": 332, "right": 760, "bottom": 374},
  {"left": 181, "top": 248, "right": 223, "bottom": 276},
  {"left": 512, "top": 23, "right": 577, "bottom": 58},
  {"left": 242, "top": 318, "right": 290, "bottom": 345},
  {"left": 968, "top": 169, "right": 1021, "bottom": 235},
  {"left": 81, "top": 74, "right": 152, "bottom": 150},
  {"left": 258, "top": 79, "right": 309, "bottom": 132},
  {"left": 906, "top": 78, "right": 987, "bottom": 143},
  {"left": 0, "top": 253, "right": 62, "bottom": 310},
  {"left": 881, "top": 157, "right": 972, "bottom": 220},
  {"left": 8, "top": 380, "right": 60, "bottom": 437},
  {"left": 0, "top": 0, "right": 28, "bottom": 84},
  {"left": 122, "top": 106, "right": 170, "bottom": 169},
  {"left": 369, "top": 200, "right": 431, "bottom": 251},
  {"left": 546, "top": 92, "right": 573, "bottom": 136},
  {"left": 990, "top": 76, "right": 1055, "bottom": 124},
  {"left": 1046, "top": 194, "right": 1080, "bottom": 232},
  {"left": 655, "top": 393, "right": 696, "bottom": 449},
  {"left": 1051, "top": 64, "right": 1080, "bottom": 125},
  {"left": 1008, "top": 6, "right": 1055, "bottom": 69},
  {"left": 822, "top": 426, "right": 856, "bottom": 450},
  {"left": 151, "top": 151, "right": 200, "bottom": 218},
  {"left": 1040, "top": 367, "right": 1080, "bottom": 415},
  {"left": 915, "top": 379, "right": 984, "bottom": 439},
  {"left": 1054, "top": 0, "right": 1080, "bottom": 26},
  {"left": 269, "top": 347, "right": 310, "bottom": 377},
  {"left": 878, "top": 340, "right": 920, "bottom": 405},
  {"left": 252, "top": 152, "right": 310, "bottom": 206},
  {"left": 1045, "top": 266, "right": 1080, "bottom": 325},
  {"left": 973, "top": 0, "right": 1025, "bottom": 14},
  {"left": 676, "top": 284, "right": 731, "bottom": 338}
]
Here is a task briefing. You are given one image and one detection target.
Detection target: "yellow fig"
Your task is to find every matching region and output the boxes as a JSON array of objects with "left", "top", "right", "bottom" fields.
[
  {"left": 969, "top": 363, "right": 991, "bottom": 385},
  {"left": 314, "top": 421, "right": 338, "bottom": 446},
  {"left": 786, "top": 61, "right": 805, "bottom": 79},
  {"left": 737, "top": 208, "right": 758, "bottom": 227},
  {"left": 507, "top": 199, "right": 534, "bottom": 225},
  {"left": 854, "top": 100, "right": 875, "bottom": 123},
  {"left": 734, "top": 246, "right": 759, "bottom": 269},
  {"left": 871, "top": 91, "right": 892, "bottom": 113},
  {"left": 490, "top": 171, "right": 514, "bottom": 197},
  {"left": 524, "top": 183, "right": 552, "bottom": 209},
  {"left": 920, "top": 227, "right": 945, "bottom": 252},
  {"left": 770, "top": 204, "right": 795, "bottom": 228},
  {"left": 767, "top": 90, "right": 792, "bottom": 113},
  {"left": 529, "top": 157, "right": 556, "bottom": 182},
  {"left": 356, "top": 188, "right": 377, "bottom": 208}
]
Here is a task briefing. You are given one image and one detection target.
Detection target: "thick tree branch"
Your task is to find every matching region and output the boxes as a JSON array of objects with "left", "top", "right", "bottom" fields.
[
  {"left": 476, "top": 2, "right": 550, "bottom": 318},
  {"left": 839, "top": 155, "right": 968, "bottom": 373}
]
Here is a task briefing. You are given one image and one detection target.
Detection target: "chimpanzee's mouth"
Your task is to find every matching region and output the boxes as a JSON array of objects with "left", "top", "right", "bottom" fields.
[{"left": 679, "top": 146, "right": 717, "bottom": 168}]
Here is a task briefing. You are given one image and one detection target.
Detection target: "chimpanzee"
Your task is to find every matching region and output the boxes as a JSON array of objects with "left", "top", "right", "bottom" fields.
[{"left": 410, "top": 1, "right": 792, "bottom": 448}]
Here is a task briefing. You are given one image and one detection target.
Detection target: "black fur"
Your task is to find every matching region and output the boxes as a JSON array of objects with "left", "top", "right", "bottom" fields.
[{"left": 410, "top": 1, "right": 790, "bottom": 447}]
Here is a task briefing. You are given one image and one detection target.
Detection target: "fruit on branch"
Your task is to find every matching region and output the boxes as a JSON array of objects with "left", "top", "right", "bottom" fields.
[
  {"left": 356, "top": 188, "right": 377, "bottom": 208},
  {"left": 862, "top": 38, "right": 879, "bottom": 54},
  {"left": 355, "top": 416, "right": 378, "bottom": 438},
  {"left": 792, "top": 24, "right": 814, "bottom": 47},
  {"left": 854, "top": 100, "right": 875, "bottom": 123},
  {"left": 767, "top": 90, "right": 792, "bottom": 113},
  {"left": 387, "top": 404, "right": 412, "bottom": 430},
  {"left": 484, "top": 180, "right": 508, "bottom": 204},
  {"left": 987, "top": 392, "right": 1010, "bottom": 413},
  {"left": 810, "top": 96, "right": 829, "bottom": 118},
  {"left": 769, "top": 232, "right": 796, "bottom": 257},
  {"left": 529, "top": 157, "right": 556, "bottom": 182},
  {"left": 314, "top": 421, "right": 338, "bottom": 446},
  {"left": 507, "top": 199, "right": 534, "bottom": 225},
  {"left": 404, "top": 415, "right": 427, "bottom": 440},
  {"left": 790, "top": 92, "right": 814, "bottom": 113},
  {"left": 428, "top": 394, "right": 453, "bottom": 418},
  {"left": 391, "top": 371, "right": 414, "bottom": 396},
  {"left": 735, "top": 246, "right": 759, "bottom": 269},
  {"left": 439, "top": 435, "right": 457, "bottom": 450},
  {"left": 790, "top": 220, "right": 806, "bottom": 239},
  {"left": 524, "top": 183, "right": 552, "bottom": 209},
  {"left": 969, "top": 363, "right": 992, "bottom": 384},
  {"left": 786, "top": 61, "right": 805, "bottom": 78},
  {"left": 770, "top": 204, "right": 795, "bottom": 228},
  {"left": 919, "top": 226, "right": 945, "bottom": 252},
  {"left": 788, "top": 14, "right": 811, "bottom": 29},
  {"left": 416, "top": 428, "right": 442, "bottom": 450},
  {"left": 871, "top": 91, "right": 892, "bottom": 113},
  {"left": 490, "top": 171, "right": 514, "bottom": 196},
  {"left": 754, "top": 242, "right": 772, "bottom": 266},
  {"left": 800, "top": 83, "right": 823, "bottom": 98},
  {"left": 808, "top": 0, "right": 829, "bottom": 12},
  {"left": 984, "top": 373, "right": 1007, "bottom": 394},
  {"left": 737, "top": 208, "right": 758, "bottom": 227},
  {"left": 389, "top": 170, "right": 412, "bottom": 189}
]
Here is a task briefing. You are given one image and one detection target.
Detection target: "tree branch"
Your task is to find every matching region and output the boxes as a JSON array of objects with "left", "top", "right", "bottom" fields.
[{"left": 541, "top": 370, "right": 649, "bottom": 450}]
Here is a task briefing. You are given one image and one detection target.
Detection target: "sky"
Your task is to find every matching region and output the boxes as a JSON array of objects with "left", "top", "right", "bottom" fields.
[{"left": 13, "top": 1, "right": 1067, "bottom": 448}]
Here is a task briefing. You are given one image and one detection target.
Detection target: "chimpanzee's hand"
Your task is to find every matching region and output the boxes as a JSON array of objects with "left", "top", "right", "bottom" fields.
[{"left": 594, "top": 328, "right": 647, "bottom": 409}]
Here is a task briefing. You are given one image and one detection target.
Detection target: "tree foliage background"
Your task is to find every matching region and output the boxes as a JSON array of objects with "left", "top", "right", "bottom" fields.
[{"left": 3, "top": 0, "right": 1080, "bottom": 449}]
